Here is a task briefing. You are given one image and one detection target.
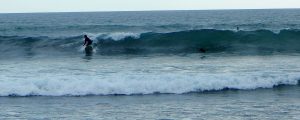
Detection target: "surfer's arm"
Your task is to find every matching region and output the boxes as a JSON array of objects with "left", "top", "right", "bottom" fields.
[{"left": 83, "top": 40, "right": 87, "bottom": 46}]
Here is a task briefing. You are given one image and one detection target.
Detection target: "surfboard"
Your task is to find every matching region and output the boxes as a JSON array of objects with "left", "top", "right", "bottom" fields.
[{"left": 85, "top": 45, "right": 93, "bottom": 56}]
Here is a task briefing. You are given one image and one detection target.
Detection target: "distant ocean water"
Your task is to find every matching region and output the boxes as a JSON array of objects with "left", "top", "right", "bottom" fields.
[{"left": 0, "top": 9, "right": 300, "bottom": 119}]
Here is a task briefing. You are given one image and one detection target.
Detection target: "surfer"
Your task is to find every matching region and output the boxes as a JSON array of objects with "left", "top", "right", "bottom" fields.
[
  {"left": 83, "top": 35, "right": 93, "bottom": 46},
  {"left": 83, "top": 35, "right": 93, "bottom": 55}
]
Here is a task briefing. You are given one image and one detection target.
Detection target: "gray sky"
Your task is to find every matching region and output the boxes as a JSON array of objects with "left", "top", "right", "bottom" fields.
[{"left": 1, "top": 0, "right": 300, "bottom": 13}]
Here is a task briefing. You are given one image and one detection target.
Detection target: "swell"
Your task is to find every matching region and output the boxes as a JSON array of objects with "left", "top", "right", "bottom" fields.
[
  {"left": 1, "top": 29, "right": 300, "bottom": 56},
  {"left": 97, "top": 29, "right": 300, "bottom": 54}
]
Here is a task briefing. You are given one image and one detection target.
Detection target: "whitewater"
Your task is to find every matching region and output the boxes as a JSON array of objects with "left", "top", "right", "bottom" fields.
[{"left": 0, "top": 54, "right": 299, "bottom": 96}]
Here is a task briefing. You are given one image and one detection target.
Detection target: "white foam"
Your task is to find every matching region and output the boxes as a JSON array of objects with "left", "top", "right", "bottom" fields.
[
  {"left": 0, "top": 55, "right": 299, "bottom": 96},
  {"left": 0, "top": 72, "right": 298, "bottom": 96},
  {"left": 77, "top": 45, "right": 97, "bottom": 54},
  {"left": 104, "top": 32, "right": 141, "bottom": 40},
  {"left": 84, "top": 32, "right": 141, "bottom": 41}
]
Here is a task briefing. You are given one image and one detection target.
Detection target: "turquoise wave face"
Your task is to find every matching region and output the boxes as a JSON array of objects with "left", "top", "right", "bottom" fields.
[{"left": 1, "top": 29, "right": 300, "bottom": 57}]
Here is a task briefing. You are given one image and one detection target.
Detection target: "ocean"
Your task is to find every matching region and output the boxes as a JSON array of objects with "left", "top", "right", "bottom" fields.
[{"left": 0, "top": 9, "right": 300, "bottom": 119}]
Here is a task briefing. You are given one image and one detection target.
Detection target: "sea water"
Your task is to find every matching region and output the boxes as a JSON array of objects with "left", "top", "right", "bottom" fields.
[{"left": 0, "top": 9, "right": 300, "bottom": 119}]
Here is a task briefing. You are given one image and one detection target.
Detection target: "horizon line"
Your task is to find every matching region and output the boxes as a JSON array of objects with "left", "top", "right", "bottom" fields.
[{"left": 0, "top": 8, "right": 299, "bottom": 14}]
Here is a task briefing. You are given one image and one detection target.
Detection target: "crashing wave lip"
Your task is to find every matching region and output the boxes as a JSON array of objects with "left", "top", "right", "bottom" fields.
[
  {"left": 84, "top": 32, "right": 142, "bottom": 41},
  {"left": 1, "top": 83, "right": 298, "bottom": 97},
  {"left": 0, "top": 78, "right": 298, "bottom": 97}
]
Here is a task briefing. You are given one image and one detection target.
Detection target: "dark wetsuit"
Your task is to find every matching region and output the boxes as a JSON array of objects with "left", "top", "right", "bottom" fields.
[{"left": 84, "top": 37, "right": 93, "bottom": 46}]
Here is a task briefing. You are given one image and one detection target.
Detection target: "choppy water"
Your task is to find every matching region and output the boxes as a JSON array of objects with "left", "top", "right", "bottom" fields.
[
  {"left": 1, "top": 86, "right": 300, "bottom": 120},
  {"left": 0, "top": 9, "right": 300, "bottom": 119}
]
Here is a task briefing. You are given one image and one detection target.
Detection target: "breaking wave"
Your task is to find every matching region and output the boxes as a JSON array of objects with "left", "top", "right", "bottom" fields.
[
  {"left": 1, "top": 29, "right": 300, "bottom": 56},
  {"left": 0, "top": 73, "right": 299, "bottom": 96}
]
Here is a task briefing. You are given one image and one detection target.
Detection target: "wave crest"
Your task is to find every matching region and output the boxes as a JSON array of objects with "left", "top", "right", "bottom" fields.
[
  {"left": 1, "top": 29, "right": 300, "bottom": 56},
  {"left": 0, "top": 73, "right": 299, "bottom": 96}
]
